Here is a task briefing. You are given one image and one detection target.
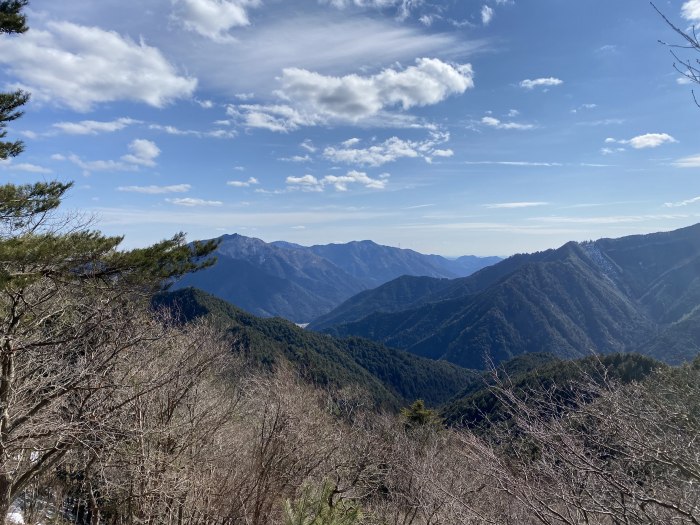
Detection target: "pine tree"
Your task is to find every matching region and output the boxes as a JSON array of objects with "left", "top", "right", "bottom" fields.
[
  {"left": 0, "top": 1, "right": 29, "bottom": 160},
  {"left": 0, "top": 3, "right": 219, "bottom": 520}
]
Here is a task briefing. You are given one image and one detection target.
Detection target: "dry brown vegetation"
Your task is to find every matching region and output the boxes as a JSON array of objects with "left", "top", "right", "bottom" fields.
[{"left": 7, "top": 300, "right": 697, "bottom": 525}]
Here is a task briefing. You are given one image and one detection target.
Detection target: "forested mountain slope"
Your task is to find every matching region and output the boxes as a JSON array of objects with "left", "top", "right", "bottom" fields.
[
  {"left": 154, "top": 288, "right": 478, "bottom": 407},
  {"left": 440, "top": 352, "right": 662, "bottom": 430},
  {"left": 314, "top": 224, "right": 700, "bottom": 368}
]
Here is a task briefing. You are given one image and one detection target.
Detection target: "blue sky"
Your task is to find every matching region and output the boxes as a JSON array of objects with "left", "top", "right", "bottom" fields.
[{"left": 1, "top": 0, "right": 699, "bottom": 256}]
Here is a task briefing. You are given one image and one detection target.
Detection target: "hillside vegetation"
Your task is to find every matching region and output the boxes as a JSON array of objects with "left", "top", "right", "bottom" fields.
[
  {"left": 154, "top": 287, "right": 478, "bottom": 407},
  {"left": 315, "top": 224, "right": 700, "bottom": 368}
]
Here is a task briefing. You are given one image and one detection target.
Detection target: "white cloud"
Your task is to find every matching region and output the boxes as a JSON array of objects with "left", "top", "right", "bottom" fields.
[
  {"left": 481, "top": 5, "right": 494, "bottom": 25},
  {"left": 285, "top": 174, "right": 323, "bottom": 192},
  {"left": 227, "top": 103, "right": 312, "bottom": 132},
  {"left": 673, "top": 154, "right": 700, "bottom": 168},
  {"left": 608, "top": 133, "right": 677, "bottom": 149},
  {"left": 625, "top": 133, "right": 677, "bottom": 149},
  {"left": 597, "top": 44, "right": 618, "bottom": 54},
  {"left": 300, "top": 140, "right": 317, "bottom": 153},
  {"left": 118, "top": 184, "right": 191, "bottom": 194},
  {"left": 172, "top": 0, "right": 262, "bottom": 41},
  {"left": 529, "top": 214, "right": 689, "bottom": 225},
  {"left": 323, "top": 132, "right": 449, "bottom": 166},
  {"left": 167, "top": 197, "right": 223, "bottom": 207},
  {"left": 323, "top": 170, "right": 389, "bottom": 191},
  {"left": 464, "top": 160, "right": 562, "bottom": 167},
  {"left": 54, "top": 140, "right": 161, "bottom": 174},
  {"left": 58, "top": 154, "right": 131, "bottom": 173},
  {"left": 279, "top": 155, "right": 312, "bottom": 163},
  {"left": 0, "top": 22, "right": 197, "bottom": 112},
  {"left": 519, "top": 77, "right": 563, "bottom": 90},
  {"left": 279, "top": 58, "right": 473, "bottom": 120},
  {"left": 149, "top": 124, "right": 237, "bottom": 138},
  {"left": 324, "top": 137, "right": 418, "bottom": 166},
  {"left": 53, "top": 117, "right": 139, "bottom": 135},
  {"left": 286, "top": 170, "right": 389, "bottom": 192},
  {"left": 342, "top": 138, "right": 362, "bottom": 147},
  {"left": 432, "top": 149, "right": 454, "bottom": 157},
  {"left": 195, "top": 98, "right": 215, "bottom": 108},
  {"left": 664, "top": 195, "right": 700, "bottom": 207},
  {"left": 319, "top": 0, "right": 422, "bottom": 19},
  {"left": 481, "top": 116, "right": 534, "bottom": 130},
  {"left": 321, "top": 0, "right": 402, "bottom": 7},
  {"left": 230, "top": 58, "right": 473, "bottom": 130},
  {"left": 571, "top": 103, "right": 597, "bottom": 113},
  {"left": 484, "top": 201, "right": 549, "bottom": 209},
  {"left": 177, "top": 10, "right": 484, "bottom": 97},
  {"left": 601, "top": 147, "right": 625, "bottom": 155},
  {"left": 121, "top": 139, "right": 161, "bottom": 167},
  {"left": 227, "top": 177, "right": 259, "bottom": 187},
  {"left": 0, "top": 159, "right": 52, "bottom": 174},
  {"left": 578, "top": 118, "right": 625, "bottom": 127},
  {"left": 682, "top": 0, "right": 700, "bottom": 21}
]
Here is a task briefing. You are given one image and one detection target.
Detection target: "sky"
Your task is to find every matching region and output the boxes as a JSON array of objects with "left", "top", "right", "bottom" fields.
[{"left": 1, "top": 0, "right": 700, "bottom": 256}]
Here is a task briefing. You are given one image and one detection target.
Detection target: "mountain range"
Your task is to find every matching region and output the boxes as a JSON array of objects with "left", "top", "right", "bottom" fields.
[
  {"left": 173, "top": 234, "right": 500, "bottom": 322},
  {"left": 311, "top": 223, "right": 700, "bottom": 368}
]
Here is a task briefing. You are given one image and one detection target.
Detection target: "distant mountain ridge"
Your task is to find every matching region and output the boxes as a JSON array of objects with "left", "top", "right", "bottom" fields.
[
  {"left": 311, "top": 223, "right": 700, "bottom": 367},
  {"left": 174, "top": 233, "right": 500, "bottom": 322}
]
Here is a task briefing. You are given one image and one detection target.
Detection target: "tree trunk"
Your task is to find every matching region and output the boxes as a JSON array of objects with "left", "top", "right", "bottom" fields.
[{"left": 0, "top": 475, "right": 14, "bottom": 525}]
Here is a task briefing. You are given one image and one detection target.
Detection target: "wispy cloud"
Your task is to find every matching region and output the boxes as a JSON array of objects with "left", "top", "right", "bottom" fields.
[
  {"left": 166, "top": 197, "right": 223, "bottom": 207},
  {"left": 286, "top": 170, "right": 390, "bottom": 192},
  {"left": 53, "top": 139, "right": 161, "bottom": 174},
  {"left": 117, "top": 184, "right": 191, "bottom": 194},
  {"left": 319, "top": 0, "right": 422, "bottom": 19},
  {"left": 673, "top": 154, "right": 700, "bottom": 168},
  {"left": 227, "top": 177, "right": 259, "bottom": 187},
  {"left": 519, "top": 77, "right": 563, "bottom": 90},
  {"left": 664, "top": 195, "right": 700, "bottom": 207},
  {"left": 484, "top": 201, "right": 549, "bottom": 209},
  {"left": 0, "top": 159, "right": 52, "bottom": 174},
  {"left": 278, "top": 154, "right": 312, "bottom": 163},
  {"left": 481, "top": 5, "right": 494, "bottom": 25},
  {"left": 481, "top": 116, "right": 535, "bottom": 130},
  {"left": 577, "top": 118, "right": 625, "bottom": 127},
  {"left": 300, "top": 140, "right": 317, "bottom": 153},
  {"left": 323, "top": 132, "right": 449, "bottom": 166},
  {"left": 464, "top": 160, "right": 562, "bottom": 167},
  {"left": 529, "top": 214, "right": 690, "bottom": 225},
  {"left": 570, "top": 103, "right": 597, "bottom": 114},
  {"left": 149, "top": 124, "right": 237, "bottom": 139},
  {"left": 53, "top": 117, "right": 140, "bottom": 135}
]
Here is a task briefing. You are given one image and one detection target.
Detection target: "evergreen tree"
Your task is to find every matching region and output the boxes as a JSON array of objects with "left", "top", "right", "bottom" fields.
[
  {"left": 0, "top": 1, "right": 29, "bottom": 160},
  {"left": 0, "top": 3, "right": 219, "bottom": 520},
  {"left": 400, "top": 399, "right": 442, "bottom": 429}
]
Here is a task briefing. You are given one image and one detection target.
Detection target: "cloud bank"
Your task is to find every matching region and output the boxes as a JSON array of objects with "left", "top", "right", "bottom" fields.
[{"left": 0, "top": 21, "right": 197, "bottom": 111}]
